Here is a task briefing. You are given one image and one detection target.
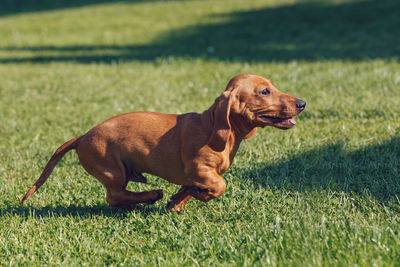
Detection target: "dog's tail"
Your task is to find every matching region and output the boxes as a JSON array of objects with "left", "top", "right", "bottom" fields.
[{"left": 21, "top": 136, "right": 81, "bottom": 204}]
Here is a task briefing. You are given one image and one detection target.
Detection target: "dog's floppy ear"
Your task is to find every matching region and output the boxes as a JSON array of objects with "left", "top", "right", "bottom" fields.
[{"left": 208, "top": 91, "right": 235, "bottom": 152}]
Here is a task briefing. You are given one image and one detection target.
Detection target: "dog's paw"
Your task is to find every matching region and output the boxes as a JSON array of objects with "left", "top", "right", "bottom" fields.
[
  {"left": 166, "top": 200, "right": 175, "bottom": 211},
  {"left": 147, "top": 189, "right": 163, "bottom": 204},
  {"left": 166, "top": 201, "right": 185, "bottom": 213},
  {"left": 154, "top": 189, "right": 163, "bottom": 200}
]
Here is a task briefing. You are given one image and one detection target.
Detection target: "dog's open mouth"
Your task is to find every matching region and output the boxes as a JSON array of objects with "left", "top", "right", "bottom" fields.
[{"left": 259, "top": 115, "right": 296, "bottom": 128}]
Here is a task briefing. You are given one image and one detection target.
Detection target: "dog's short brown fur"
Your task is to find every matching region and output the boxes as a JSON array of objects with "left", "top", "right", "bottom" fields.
[{"left": 22, "top": 74, "right": 306, "bottom": 212}]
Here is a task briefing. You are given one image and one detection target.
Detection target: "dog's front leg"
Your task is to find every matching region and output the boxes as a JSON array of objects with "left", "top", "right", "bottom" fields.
[
  {"left": 166, "top": 171, "right": 226, "bottom": 212},
  {"left": 189, "top": 172, "right": 226, "bottom": 203},
  {"left": 166, "top": 186, "right": 192, "bottom": 213}
]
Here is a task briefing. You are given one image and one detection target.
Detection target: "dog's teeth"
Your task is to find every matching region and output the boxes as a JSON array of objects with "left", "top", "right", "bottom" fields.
[{"left": 288, "top": 118, "right": 296, "bottom": 125}]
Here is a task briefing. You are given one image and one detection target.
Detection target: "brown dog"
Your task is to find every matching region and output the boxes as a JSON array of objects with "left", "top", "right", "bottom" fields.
[{"left": 22, "top": 74, "right": 305, "bottom": 212}]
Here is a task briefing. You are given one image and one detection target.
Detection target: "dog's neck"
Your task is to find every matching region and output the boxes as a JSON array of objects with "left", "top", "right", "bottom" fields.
[
  {"left": 201, "top": 104, "right": 255, "bottom": 142},
  {"left": 229, "top": 113, "right": 255, "bottom": 140},
  {"left": 200, "top": 106, "right": 255, "bottom": 173}
]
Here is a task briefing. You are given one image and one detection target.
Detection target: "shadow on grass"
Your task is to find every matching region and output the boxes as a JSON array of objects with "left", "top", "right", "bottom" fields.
[
  {"left": 1, "top": 0, "right": 399, "bottom": 63},
  {"left": 0, "top": 0, "right": 185, "bottom": 17},
  {"left": 239, "top": 137, "right": 400, "bottom": 204},
  {"left": 0, "top": 202, "right": 164, "bottom": 218}
]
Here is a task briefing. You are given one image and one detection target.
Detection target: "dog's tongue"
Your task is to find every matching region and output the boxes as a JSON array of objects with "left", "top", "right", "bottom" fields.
[{"left": 288, "top": 118, "right": 296, "bottom": 125}]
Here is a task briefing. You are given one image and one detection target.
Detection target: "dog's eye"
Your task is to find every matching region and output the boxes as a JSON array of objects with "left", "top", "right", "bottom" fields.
[{"left": 260, "top": 89, "right": 270, "bottom": 96}]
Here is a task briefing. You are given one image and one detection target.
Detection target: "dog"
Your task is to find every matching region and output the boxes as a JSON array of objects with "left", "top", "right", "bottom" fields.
[{"left": 21, "top": 74, "right": 306, "bottom": 212}]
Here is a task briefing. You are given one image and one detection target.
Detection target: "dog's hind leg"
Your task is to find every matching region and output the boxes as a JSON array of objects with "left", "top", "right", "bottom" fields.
[
  {"left": 78, "top": 148, "right": 162, "bottom": 210},
  {"left": 82, "top": 167, "right": 163, "bottom": 209},
  {"left": 106, "top": 187, "right": 163, "bottom": 210},
  {"left": 97, "top": 167, "right": 163, "bottom": 209},
  {"left": 97, "top": 168, "right": 163, "bottom": 210}
]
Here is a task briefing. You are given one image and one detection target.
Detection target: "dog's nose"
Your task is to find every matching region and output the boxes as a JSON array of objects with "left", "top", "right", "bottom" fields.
[{"left": 296, "top": 99, "right": 306, "bottom": 110}]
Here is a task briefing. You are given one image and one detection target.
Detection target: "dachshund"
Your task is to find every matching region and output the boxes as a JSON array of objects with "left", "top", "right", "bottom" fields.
[{"left": 21, "top": 74, "right": 306, "bottom": 212}]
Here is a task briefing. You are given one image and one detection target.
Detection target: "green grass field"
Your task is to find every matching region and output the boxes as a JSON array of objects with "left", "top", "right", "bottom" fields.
[{"left": 1, "top": 0, "right": 399, "bottom": 265}]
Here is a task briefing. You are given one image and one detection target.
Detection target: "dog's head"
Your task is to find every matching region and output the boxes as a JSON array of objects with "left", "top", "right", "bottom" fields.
[{"left": 208, "top": 74, "right": 306, "bottom": 151}]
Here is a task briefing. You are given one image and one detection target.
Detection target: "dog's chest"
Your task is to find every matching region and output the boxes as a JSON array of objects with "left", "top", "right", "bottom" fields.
[
  {"left": 217, "top": 139, "right": 241, "bottom": 174},
  {"left": 216, "top": 151, "right": 232, "bottom": 175}
]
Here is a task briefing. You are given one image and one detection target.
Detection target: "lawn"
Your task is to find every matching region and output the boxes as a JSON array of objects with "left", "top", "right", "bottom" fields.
[{"left": 0, "top": 0, "right": 399, "bottom": 265}]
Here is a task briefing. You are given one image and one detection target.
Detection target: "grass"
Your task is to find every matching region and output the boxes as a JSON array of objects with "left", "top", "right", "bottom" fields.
[{"left": 0, "top": 0, "right": 399, "bottom": 265}]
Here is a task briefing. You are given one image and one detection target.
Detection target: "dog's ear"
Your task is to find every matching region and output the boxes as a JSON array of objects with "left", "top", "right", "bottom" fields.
[
  {"left": 244, "top": 128, "right": 257, "bottom": 139},
  {"left": 208, "top": 91, "right": 235, "bottom": 152}
]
